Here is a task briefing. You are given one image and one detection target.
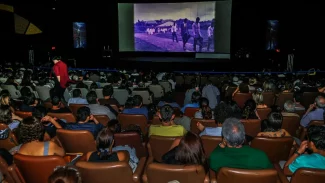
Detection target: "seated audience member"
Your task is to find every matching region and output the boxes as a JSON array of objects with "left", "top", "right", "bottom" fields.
[
  {"left": 86, "top": 91, "right": 116, "bottom": 120},
  {"left": 17, "top": 116, "right": 65, "bottom": 156},
  {"left": 242, "top": 99, "right": 260, "bottom": 119},
  {"left": 232, "top": 82, "right": 250, "bottom": 97},
  {"left": 89, "top": 82, "right": 99, "bottom": 90},
  {"left": 184, "top": 80, "right": 198, "bottom": 106},
  {"left": 282, "top": 100, "right": 300, "bottom": 117},
  {"left": 209, "top": 118, "right": 273, "bottom": 171},
  {"left": 67, "top": 89, "right": 88, "bottom": 106},
  {"left": 124, "top": 97, "right": 134, "bottom": 109},
  {"left": 162, "top": 132, "right": 207, "bottom": 171},
  {"left": 197, "top": 102, "right": 233, "bottom": 136},
  {"left": 228, "top": 100, "right": 243, "bottom": 119},
  {"left": 65, "top": 106, "right": 104, "bottom": 138},
  {"left": 257, "top": 112, "right": 290, "bottom": 137},
  {"left": 98, "top": 85, "right": 120, "bottom": 107},
  {"left": 284, "top": 125, "right": 325, "bottom": 174},
  {"left": 0, "top": 93, "right": 15, "bottom": 112},
  {"left": 158, "top": 92, "right": 180, "bottom": 109},
  {"left": 149, "top": 105, "right": 187, "bottom": 137},
  {"left": 48, "top": 96, "right": 71, "bottom": 113},
  {"left": 293, "top": 92, "right": 305, "bottom": 111},
  {"left": 195, "top": 97, "right": 214, "bottom": 119},
  {"left": 300, "top": 95, "right": 325, "bottom": 127},
  {"left": 0, "top": 105, "right": 21, "bottom": 130},
  {"left": 202, "top": 80, "right": 220, "bottom": 109},
  {"left": 48, "top": 166, "right": 82, "bottom": 183},
  {"left": 181, "top": 91, "right": 201, "bottom": 113},
  {"left": 253, "top": 91, "right": 267, "bottom": 109},
  {"left": 122, "top": 95, "right": 148, "bottom": 119},
  {"left": 19, "top": 93, "right": 37, "bottom": 112}
]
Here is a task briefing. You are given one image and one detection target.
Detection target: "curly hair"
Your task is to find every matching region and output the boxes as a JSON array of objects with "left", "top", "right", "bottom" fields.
[
  {"left": 18, "top": 116, "right": 44, "bottom": 144},
  {"left": 0, "top": 105, "right": 12, "bottom": 125}
]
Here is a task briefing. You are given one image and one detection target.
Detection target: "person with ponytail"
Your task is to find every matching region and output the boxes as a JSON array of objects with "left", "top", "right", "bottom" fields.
[
  {"left": 86, "top": 128, "right": 126, "bottom": 162},
  {"left": 195, "top": 97, "right": 214, "bottom": 119},
  {"left": 242, "top": 99, "right": 259, "bottom": 120}
]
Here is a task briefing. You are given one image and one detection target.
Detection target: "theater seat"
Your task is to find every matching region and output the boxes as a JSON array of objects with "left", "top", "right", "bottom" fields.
[
  {"left": 147, "top": 135, "right": 181, "bottom": 163},
  {"left": 291, "top": 168, "right": 325, "bottom": 183}
]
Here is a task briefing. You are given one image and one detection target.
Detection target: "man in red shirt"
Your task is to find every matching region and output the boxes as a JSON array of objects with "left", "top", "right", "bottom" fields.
[{"left": 52, "top": 56, "right": 69, "bottom": 100}]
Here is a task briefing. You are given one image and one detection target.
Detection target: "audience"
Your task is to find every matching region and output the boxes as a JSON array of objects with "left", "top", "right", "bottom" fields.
[
  {"left": 242, "top": 99, "right": 259, "bottom": 119},
  {"left": 49, "top": 96, "right": 71, "bottom": 113},
  {"left": 300, "top": 95, "right": 325, "bottom": 127},
  {"left": 181, "top": 91, "right": 201, "bottom": 113},
  {"left": 195, "top": 97, "right": 214, "bottom": 119},
  {"left": 122, "top": 95, "right": 148, "bottom": 119},
  {"left": 67, "top": 89, "right": 88, "bottom": 106},
  {"left": 98, "top": 85, "right": 120, "bottom": 107},
  {"left": 158, "top": 92, "right": 180, "bottom": 109},
  {"left": 202, "top": 80, "right": 220, "bottom": 109},
  {"left": 86, "top": 91, "right": 116, "bottom": 120},
  {"left": 257, "top": 112, "right": 290, "bottom": 137},
  {"left": 282, "top": 100, "right": 300, "bottom": 117},
  {"left": 0, "top": 105, "right": 21, "bottom": 130},
  {"left": 48, "top": 166, "right": 82, "bottom": 183}
]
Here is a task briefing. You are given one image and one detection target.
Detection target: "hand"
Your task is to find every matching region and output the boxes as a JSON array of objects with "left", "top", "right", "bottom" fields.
[
  {"left": 309, "top": 104, "right": 316, "bottom": 110},
  {"left": 196, "top": 122, "right": 205, "bottom": 132},
  {"left": 219, "top": 141, "right": 226, "bottom": 148},
  {"left": 41, "top": 115, "right": 53, "bottom": 123},
  {"left": 298, "top": 141, "right": 308, "bottom": 154},
  {"left": 89, "top": 115, "right": 94, "bottom": 121}
]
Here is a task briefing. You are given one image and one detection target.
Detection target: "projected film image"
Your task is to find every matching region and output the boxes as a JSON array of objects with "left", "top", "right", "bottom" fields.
[
  {"left": 266, "top": 20, "right": 279, "bottom": 50},
  {"left": 73, "top": 22, "right": 87, "bottom": 48},
  {"left": 134, "top": 2, "right": 215, "bottom": 52}
]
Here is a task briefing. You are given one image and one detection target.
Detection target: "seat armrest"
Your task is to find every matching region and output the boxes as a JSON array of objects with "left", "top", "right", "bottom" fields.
[
  {"left": 133, "top": 157, "right": 146, "bottom": 183},
  {"left": 142, "top": 157, "right": 154, "bottom": 183},
  {"left": 8, "top": 164, "right": 26, "bottom": 183},
  {"left": 273, "top": 163, "right": 290, "bottom": 183},
  {"left": 204, "top": 172, "right": 210, "bottom": 183},
  {"left": 209, "top": 169, "right": 217, "bottom": 183}
]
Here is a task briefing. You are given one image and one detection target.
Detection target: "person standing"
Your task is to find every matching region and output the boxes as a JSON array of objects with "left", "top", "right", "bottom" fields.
[
  {"left": 287, "top": 49, "right": 295, "bottom": 72},
  {"left": 171, "top": 22, "right": 178, "bottom": 43},
  {"left": 207, "top": 22, "right": 214, "bottom": 51},
  {"left": 192, "top": 17, "right": 203, "bottom": 52},
  {"left": 180, "top": 18, "right": 190, "bottom": 51},
  {"left": 28, "top": 45, "right": 34, "bottom": 66},
  {"left": 52, "top": 56, "right": 69, "bottom": 101}
]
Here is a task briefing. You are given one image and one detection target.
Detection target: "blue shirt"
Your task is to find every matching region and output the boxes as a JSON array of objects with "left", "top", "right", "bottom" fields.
[
  {"left": 202, "top": 84, "right": 220, "bottom": 109},
  {"left": 65, "top": 122, "right": 104, "bottom": 139},
  {"left": 68, "top": 97, "right": 88, "bottom": 106},
  {"left": 200, "top": 127, "right": 222, "bottom": 137},
  {"left": 8, "top": 120, "right": 20, "bottom": 130},
  {"left": 181, "top": 103, "right": 199, "bottom": 113},
  {"left": 300, "top": 108, "right": 324, "bottom": 127},
  {"left": 122, "top": 107, "right": 149, "bottom": 119},
  {"left": 289, "top": 153, "right": 325, "bottom": 173}
]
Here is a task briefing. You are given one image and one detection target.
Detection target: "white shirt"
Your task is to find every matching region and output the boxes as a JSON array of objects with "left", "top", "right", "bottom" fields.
[
  {"left": 208, "top": 26, "right": 214, "bottom": 37},
  {"left": 172, "top": 25, "right": 177, "bottom": 32}
]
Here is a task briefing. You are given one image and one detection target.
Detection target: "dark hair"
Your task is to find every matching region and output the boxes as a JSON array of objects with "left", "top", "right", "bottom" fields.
[
  {"left": 242, "top": 99, "right": 257, "bottom": 119},
  {"left": 228, "top": 100, "right": 242, "bottom": 119},
  {"left": 48, "top": 166, "right": 82, "bottom": 183},
  {"left": 52, "top": 56, "right": 61, "bottom": 61},
  {"left": 191, "top": 91, "right": 201, "bottom": 103},
  {"left": 199, "top": 98, "right": 212, "bottom": 119},
  {"left": 0, "top": 105, "right": 12, "bottom": 125},
  {"left": 76, "top": 106, "right": 90, "bottom": 121},
  {"left": 175, "top": 132, "right": 207, "bottom": 171},
  {"left": 72, "top": 89, "right": 82, "bottom": 98},
  {"left": 196, "top": 17, "right": 200, "bottom": 22},
  {"left": 107, "top": 119, "right": 121, "bottom": 133},
  {"left": 160, "top": 105, "right": 174, "bottom": 122},
  {"left": 214, "top": 102, "right": 233, "bottom": 124},
  {"left": 133, "top": 95, "right": 143, "bottom": 106},
  {"left": 102, "top": 85, "right": 114, "bottom": 97},
  {"left": 18, "top": 116, "right": 44, "bottom": 144},
  {"left": 20, "top": 87, "right": 32, "bottom": 97},
  {"left": 89, "top": 82, "right": 98, "bottom": 90},
  {"left": 266, "top": 112, "right": 283, "bottom": 131},
  {"left": 51, "top": 96, "right": 61, "bottom": 106},
  {"left": 124, "top": 97, "right": 134, "bottom": 109},
  {"left": 294, "top": 92, "right": 302, "bottom": 103},
  {"left": 23, "top": 93, "right": 36, "bottom": 106},
  {"left": 261, "top": 119, "right": 269, "bottom": 132},
  {"left": 239, "top": 83, "right": 250, "bottom": 93},
  {"left": 163, "top": 92, "right": 175, "bottom": 103},
  {"left": 0, "top": 148, "right": 13, "bottom": 166},
  {"left": 308, "top": 125, "right": 325, "bottom": 150},
  {"left": 86, "top": 91, "right": 97, "bottom": 104},
  {"left": 96, "top": 128, "right": 114, "bottom": 160},
  {"left": 184, "top": 18, "right": 188, "bottom": 22}
]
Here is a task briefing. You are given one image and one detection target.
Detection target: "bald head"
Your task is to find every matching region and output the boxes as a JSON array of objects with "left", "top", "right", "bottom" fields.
[{"left": 222, "top": 118, "right": 245, "bottom": 147}]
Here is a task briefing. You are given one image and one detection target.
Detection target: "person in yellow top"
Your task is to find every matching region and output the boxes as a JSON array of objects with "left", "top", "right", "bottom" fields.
[{"left": 149, "top": 105, "right": 187, "bottom": 137}]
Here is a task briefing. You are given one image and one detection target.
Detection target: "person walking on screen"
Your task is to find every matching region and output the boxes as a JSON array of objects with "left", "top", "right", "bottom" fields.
[
  {"left": 207, "top": 22, "right": 214, "bottom": 52},
  {"left": 181, "top": 18, "right": 190, "bottom": 51},
  {"left": 52, "top": 56, "right": 69, "bottom": 101},
  {"left": 192, "top": 17, "right": 203, "bottom": 52},
  {"left": 172, "top": 22, "right": 178, "bottom": 43}
]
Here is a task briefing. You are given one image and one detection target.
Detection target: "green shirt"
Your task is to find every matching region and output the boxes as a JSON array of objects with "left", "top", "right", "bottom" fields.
[{"left": 209, "top": 145, "right": 273, "bottom": 171}]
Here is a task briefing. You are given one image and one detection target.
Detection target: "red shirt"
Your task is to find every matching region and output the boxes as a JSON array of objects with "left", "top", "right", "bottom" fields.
[{"left": 53, "top": 61, "right": 69, "bottom": 88}]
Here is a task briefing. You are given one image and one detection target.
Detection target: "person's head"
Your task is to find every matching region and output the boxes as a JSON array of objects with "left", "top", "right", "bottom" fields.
[
  {"left": 191, "top": 91, "right": 201, "bottom": 104},
  {"left": 18, "top": 116, "right": 44, "bottom": 144},
  {"left": 124, "top": 97, "right": 134, "bottom": 109},
  {"left": 107, "top": 119, "right": 121, "bottom": 133},
  {"left": 174, "top": 22, "right": 176, "bottom": 26},
  {"left": 102, "top": 85, "right": 114, "bottom": 98},
  {"left": 242, "top": 99, "right": 257, "bottom": 119},
  {"left": 307, "top": 125, "right": 325, "bottom": 153},
  {"left": 158, "top": 105, "right": 175, "bottom": 124},
  {"left": 51, "top": 96, "right": 61, "bottom": 107},
  {"left": 315, "top": 96, "right": 325, "bottom": 108},
  {"left": 253, "top": 93, "right": 264, "bottom": 105},
  {"left": 239, "top": 83, "right": 250, "bottom": 93},
  {"left": 284, "top": 100, "right": 295, "bottom": 113},
  {"left": 86, "top": 91, "right": 98, "bottom": 104},
  {"left": 96, "top": 128, "right": 114, "bottom": 160},
  {"left": 76, "top": 106, "right": 91, "bottom": 122},
  {"left": 222, "top": 118, "right": 245, "bottom": 147},
  {"left": 175, "top": 132, "right": 206, "bottom": 167},
  {"left": 152, "top": 78, "right": 159, "bottom": 85},
  {"left": 72, "top": 89, "right": 82, "bottom": 98},
  {"left": 23, "top": 93, "right": 36, "bottom": 106},
  {"left": 0, "top": 105, "right": 12, "bottom": 125},
  {"left": 264, "top": 112, "right": 283, "bottom": 132},
  {"left": 293, "top": 92, "right": 302, "bottom": 103},
  {"left": 0, "top": 93, "right": 10, "bottom": 106},
  {"left": 263, "top": 81, "right": 275, "bottom": 92},
  {"left": 196, "top": 17, "right": 200, "bottom": 23},
  {"left": 228, "top": 100, "right": 242, "bottom": 119},
  {"left": 214, "top": 102, "right": 233, "bottom": 124},
  {"left": 199, "top": 98, "right": 212, "bottom": 119},
  {"left": 48, "top": 166, "right": 82, "bottom": 183},
  {"left": 133, "top": 95, "right": 143, "bottom": 107},
  {"left": 184, "top": 18, "right": 188, "bottom": 23},
  {"left": 52, "top": 56, "right": 61, "bottom": 64},
  {"left": 89, "top": 82, "right": 98, "bottom": 90}
]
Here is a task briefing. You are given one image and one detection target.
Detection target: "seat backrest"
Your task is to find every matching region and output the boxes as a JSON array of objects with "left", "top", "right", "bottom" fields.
[
  {"left": 35, "top": 86, "right": 51, "bottom": 101},
  {"left": 282, "top": 115, "right": 300, "bottom": 137},
  {"left": 233, "top": 93, "right": 253, "bottom": 109},
  {"left": 47, "top": 112, "right": 76, "bottom": 123},
  {"left": 1, "top": 85, "right": 21, "bottom": 99},
  {"left": 256, "top": 108, "right": 272, "bottom": 120},
  {"left": 216, "top": 167, "right": 278, "bottom": 183},
  {"left": 114, "top": 132, "right": 146, "bottom": 158},
  {"left": 149, "top": 85, "right": 164, "bottom": 98},
  {"left": 184, "top": 107, "right": 199, "bottom": 117},
  {"left": 76, "top": 159, "right": 134, "bottom": 183},
  {"left": 14, "top": 111, "right": 32, "bottom": 119},
  {"left": 240, "top": 119, "right": 261, "bottom": 137},
  {"left": 201, "top": 135, "right": 222, "bottom": 157},
  {"left": 190, "top": 118, "right": 216, "bottom": 134},
  {"left": 301, "top": 92, "right": 320, "bottom": 109},
  {"left": 113, "top": 89, "right": 129, "bottom": 105},
  {"left": 250, "top": 137, "right": 293, "bottom": 163},
  {"left": 262, "top": 92, "right": 275, "bottom": 107},
  {"left": 0, "top": 124, "right": 18, "bottom": 150},
  {"left": 14, "top": 154, "right": 66, "bottom": 183},
  {"left": 276, "top": 93, "right": 294, "bottom": 109},
  {"left": 93, "top": 115, "right": 110, "bottom": 126},
  {"left": 291, "top": 168, "right": 325, "bottom": 183},
  {"left": 118, "top": 114, "right": 148, "bottom": 134},
  {"left": 0, "top": 156, "right": 15, "bottom": 183},
  {"left": 56, "top": 129, "right": 96, "bottom": 154},
  {"left": 146, "top": 163, "right": 207, "bottom": 183},
  {"left": 95, "top": 88, "right": 104, "bottom": 99},
  {"left": 132, "top": 90, "right": 152, "bottom": 105},
  {"left": 148, "top": 135, "right": 179, "bottom": 162},
  {"left": 68, "top": 104, "right": 86, "bottom": 117}
]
